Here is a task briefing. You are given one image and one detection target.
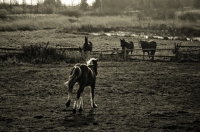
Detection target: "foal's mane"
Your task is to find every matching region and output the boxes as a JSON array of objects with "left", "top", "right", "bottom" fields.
[{"left": 86, "top": 58, "right": 97, "bottom": 66}]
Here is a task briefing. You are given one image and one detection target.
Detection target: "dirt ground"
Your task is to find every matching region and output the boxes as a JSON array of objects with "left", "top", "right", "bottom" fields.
[
  {"left": 0, "top": 30, "right": 200, "bottom": 131},
  {"left": 1, "top": 61, "right": 200, "bottom": 131}
]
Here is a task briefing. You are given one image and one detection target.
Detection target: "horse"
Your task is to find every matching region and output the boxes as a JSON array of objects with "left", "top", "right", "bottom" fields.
[
  {"left": 79, "top": 36, "right": 93, "bottom": 52},
  {"left": 138, "top": 40, "right": 157, "bottom": 60},
  {"left": 120, "top": 39, "right": 134, "bottom": 55},
  {"left": 64, "top": 58, "right": 98, "bottom": 113}
]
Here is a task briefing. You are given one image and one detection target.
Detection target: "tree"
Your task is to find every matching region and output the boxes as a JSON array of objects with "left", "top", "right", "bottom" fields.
[
  {"left": 44, "top": 0, "right": 56, "bottom": 5},
  {"left": 165, "top": 0, "right": 182, "bottom": 9},
  {"left": 193, "top": 0, "right": 200, "bottom": 8},
  {"left": 92, "top": 0, "right": 101, "bottom": 9},
  {"left": 80, "top": 0, "right": 88, "bottom": 11},
  {"left": 22, "top": 0, "right": 27, "bottom": 13}
]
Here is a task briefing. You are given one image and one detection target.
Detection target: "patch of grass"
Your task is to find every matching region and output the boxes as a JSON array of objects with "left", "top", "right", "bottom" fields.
[
  {"left": 58, "top": 9, "right": 82, "bottom": 17},
  {"left": 0, "top": 14, "right": 200, "bottom": 36},
  {"left": 21, "top": 43, "right": 83, "bottom": 64},
  {"left": 0, "top": 14, "right": 69, "bottom": 31}
]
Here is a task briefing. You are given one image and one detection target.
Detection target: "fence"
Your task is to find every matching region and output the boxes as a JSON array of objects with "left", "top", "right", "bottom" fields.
[
  {"left": 0, "top": 47, "right": 23, "bottom": 56},
  {"left": 1, "top": 44, "right": 200, "bottom": 62},
  {"left": 89, "top": 47, "right": 175, "bottom": 61},
  {"left": 173, "top": 43, "right": 200, "bottom": 61}
]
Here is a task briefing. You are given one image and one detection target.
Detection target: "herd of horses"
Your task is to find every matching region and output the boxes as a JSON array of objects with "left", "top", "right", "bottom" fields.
[
  {"left": 79, "top": 36, "right": 157, "bottom": 60},
  {"left": 65, "top": 36, "right": 157, "bottom": 113}
]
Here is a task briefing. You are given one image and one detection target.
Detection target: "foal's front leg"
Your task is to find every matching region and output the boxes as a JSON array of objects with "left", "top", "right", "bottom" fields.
[{"left": 91, "top": 85, "right": 97, "bottom": 108}]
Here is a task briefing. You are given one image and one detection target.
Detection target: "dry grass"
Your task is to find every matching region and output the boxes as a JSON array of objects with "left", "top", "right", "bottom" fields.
[{"left": 0, "top": 14, "right": 200, "bottom": 34}]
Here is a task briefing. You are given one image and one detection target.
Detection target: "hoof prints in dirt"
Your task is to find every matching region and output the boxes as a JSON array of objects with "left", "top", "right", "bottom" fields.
[
  {"left": 0, "top": 116, "right": 13, "bottom": 123},
  {"left": 148, "top": 111, "right": 200, "bottom": 131},
  {"left": 34, "top": 115, "right": 43, "bottom": 119},
  {"left": 62, "top": 109, "right": 97, "bottom": 128}
]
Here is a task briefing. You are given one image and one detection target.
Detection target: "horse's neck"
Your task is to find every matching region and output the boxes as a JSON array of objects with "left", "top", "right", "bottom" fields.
[
  {"left": 85, "top": 39, "right": 88, "bottom": 44},
  {"left": 88, "top": 65, "right": 96, "bottom": 76},
  {"left": 88, "top": 65, "right": 94, "bottom": 71},
  {"left": 83, "top": 42, "right": 88, "bottom": 48}
]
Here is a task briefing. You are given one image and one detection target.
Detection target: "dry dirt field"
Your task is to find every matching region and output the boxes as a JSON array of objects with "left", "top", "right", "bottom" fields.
[{"left": 0, "top": 30, "right": 200, "bottom": 131}]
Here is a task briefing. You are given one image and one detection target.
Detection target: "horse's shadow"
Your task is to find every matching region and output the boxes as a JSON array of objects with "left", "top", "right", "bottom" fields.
[{"left": 62, "top": 109, "right": 96, "bottom": 128}]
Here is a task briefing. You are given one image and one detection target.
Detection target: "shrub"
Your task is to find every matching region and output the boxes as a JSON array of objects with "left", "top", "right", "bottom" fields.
[
  {"left": 178, "top": 26, "right": 200, "bottom": 36},
  {"left": 145, "top": 9, "right": 176, "bottom": 20},
  {"left": 44, "top": 5, "right": 55, "bottom": 14},
  {"left": 21, "top": 43, "right": 83, "bottom": 64},
  {"left": 0, "top": 9, "right": 9, "bottom": 20},
  {"left": 59, "top": 9, "right": 82, "bottom": 17},
  {"left": 11, "top": 7, "right": 23, "bottom": 14},
  {"left": 178, "top": 12, "right": 200, "bottom": 22}
]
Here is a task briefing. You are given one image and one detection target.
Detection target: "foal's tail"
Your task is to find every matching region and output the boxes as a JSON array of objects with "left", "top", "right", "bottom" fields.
[{"left": 64, "top": 65, "right": 82, "bottom": 93}]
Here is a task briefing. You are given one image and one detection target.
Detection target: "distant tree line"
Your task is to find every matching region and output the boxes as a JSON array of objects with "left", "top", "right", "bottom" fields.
[
  {"left": 92, "top": 0, "right": 200, "bottom": 13},
  {"left": 0, "top": 0, "right": 63, "bottom": 14},
  {"left": 0, "top": 0, "right": 200, "bottom": 17}
]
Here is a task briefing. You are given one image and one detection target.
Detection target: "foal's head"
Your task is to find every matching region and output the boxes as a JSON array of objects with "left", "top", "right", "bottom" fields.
[{"left": 87, "top": 58, "right": 98, "bottom": 75}]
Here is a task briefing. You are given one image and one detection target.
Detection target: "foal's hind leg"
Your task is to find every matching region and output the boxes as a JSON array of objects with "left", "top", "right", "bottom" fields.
[
  {"left": 79, "top": 97, "right": 83, "bottom": 112},
  {"left": 73, "top": 85, "right": 85, "bottom": 113},
  {"left": 64, "top": 82, "right": 71, "bottom": 107}
]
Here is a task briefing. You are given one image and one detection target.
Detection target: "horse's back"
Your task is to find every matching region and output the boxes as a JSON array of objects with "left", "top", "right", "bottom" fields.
[
  {"left": 129, "top": 41, "right": 134, "bottom": 49},
  {"left": 80, "top": 64, "right": 89, "bottom": 75},
  {"left": 122, "top": 40, "right": 134, "bottom": 49},
  {"left": 79, "top": 64, "right": 94, "bottom": 78},
  {"left": 140, "top": 40, "right": 157, "bottom": 49},
  {"left": 149, "top": 41, "right": 157, "bottom": 48},
  {"left": 78, "top": 64, "right": 96, "bottom": 86}
]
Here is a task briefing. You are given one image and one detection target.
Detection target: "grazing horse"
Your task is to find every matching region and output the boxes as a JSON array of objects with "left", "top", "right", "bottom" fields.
[
  {"left": 138, "top": 40, "right": 157, "bottom": 60},
  {"left": 120, "top": 39, "right": 134, "bottom": 55},
  {"left": 64, "top": 58, "right": 98, "bottom": 113},
  {"left": 79, "top": 36, "right": 93, "bottom": 52}
]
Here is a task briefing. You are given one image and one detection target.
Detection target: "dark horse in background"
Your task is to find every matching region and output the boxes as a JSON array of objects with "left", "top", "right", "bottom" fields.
[
  {"left": 138, "top": 40, "right": 157, "bottom": 60},
  {"left": 64, "top": 58, "right": 98, "bottom": 113},
  {"left": 79, "top": 36, "right": 93, "bottom": 52},
  {"left": 120, "top": 39, "right": 134, "bottom": 55}
]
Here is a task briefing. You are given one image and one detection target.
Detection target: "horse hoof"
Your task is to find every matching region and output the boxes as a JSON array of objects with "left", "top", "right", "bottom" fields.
[
  {"left": 66, "top": 100, "right": 71, "bottom": 107},
  {"left": 73, "top": 109, "right": 76, "bottom": 114},
  {"left": 78, "top": 108, "right": 83, "bottom": 113},
  {"left": 93, "top": 104, "right": 97, "bottom": 108}
]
